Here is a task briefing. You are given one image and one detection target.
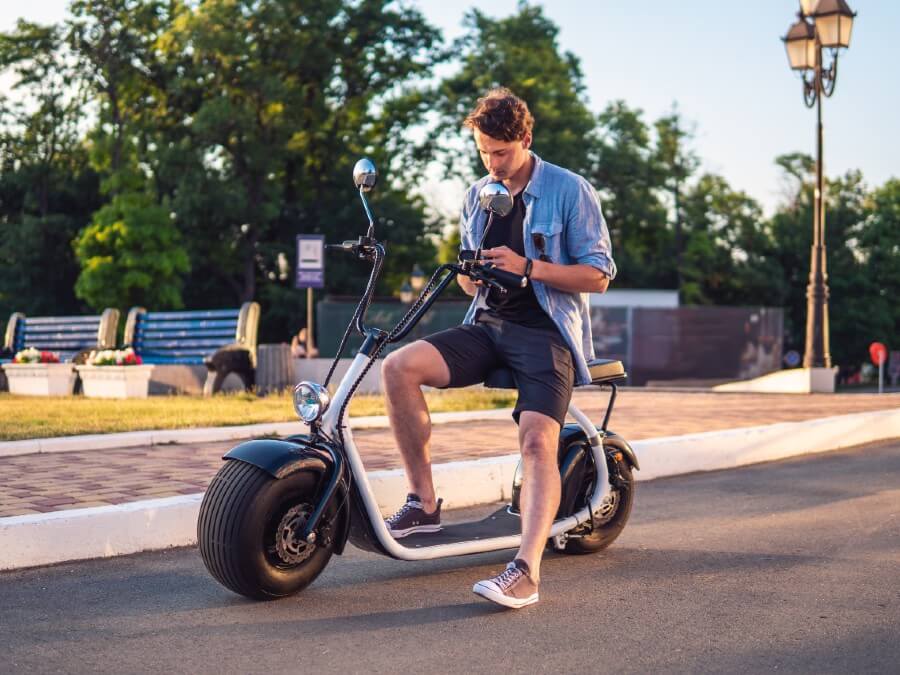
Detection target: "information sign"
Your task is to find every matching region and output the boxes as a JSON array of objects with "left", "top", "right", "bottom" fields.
[{"left": 296, "top": 235, "right": 325, "bottom": 289}]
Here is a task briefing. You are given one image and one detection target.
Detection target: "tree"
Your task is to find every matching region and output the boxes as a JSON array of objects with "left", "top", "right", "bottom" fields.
[
  {"left": 769, "top": 156, "right": 876, "bottom": 366},
  {"left": 0, "top": 20, "right": 101, "bottom": 319},
  {"left": 590, "top": 100, "right": 669, "bottom": 289},
  {"left": 151, "top": 0, "right": 442, "bottom": 339},
  {"left": 680, "top": 174, "right": 777, "bottom": 306},
  {"left": 434, "top": 2, "right": 596, "bottom": 180},
  {"left": 653, "top": 108, "right": 700, "bottom": 296},
  {"left": 73, "top": 191, "right": 189, "bottom": 310},
  {"left": 857, "top": 179, "right": 900, "bottom": 355}
]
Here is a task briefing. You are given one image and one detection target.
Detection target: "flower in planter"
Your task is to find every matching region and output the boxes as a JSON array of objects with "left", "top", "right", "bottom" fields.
[
  {"left": 87, "top": 347, "right": 143, "bottom": 366},
  {"left": 13, "top": 347, "right": 61, "bottom": 364}
]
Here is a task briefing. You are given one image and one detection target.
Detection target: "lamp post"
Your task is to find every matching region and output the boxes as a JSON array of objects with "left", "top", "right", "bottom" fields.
[
  {"left": 410, "top": 264, "right": 425, "bottom": 292},
  {"left": 399, "top": 281, "right": 414, "bottom": 304},
  {"left": 782, "top": 0, "right": 856, "bottom": 371}
]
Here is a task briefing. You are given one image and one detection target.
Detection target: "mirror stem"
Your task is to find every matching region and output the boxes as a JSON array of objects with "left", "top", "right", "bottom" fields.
[
  {"left": 474, "top": 212, "right": 496, "bottom": 261},
  {"left": 358, "top": 188, "right": 376, "bottom": 238}
]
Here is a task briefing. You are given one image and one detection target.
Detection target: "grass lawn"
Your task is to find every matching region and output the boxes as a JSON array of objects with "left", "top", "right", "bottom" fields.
[{"left": 0, "top": 389, "right": 516, "bottom": 441}]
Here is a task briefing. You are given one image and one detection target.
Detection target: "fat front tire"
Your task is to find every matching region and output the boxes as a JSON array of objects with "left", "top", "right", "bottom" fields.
[
  {"left": 561, "top": 451, "right": 635, "bottom": 555},
  {"left": 198, "top": 460, "right": 336, "bottom": 600}
]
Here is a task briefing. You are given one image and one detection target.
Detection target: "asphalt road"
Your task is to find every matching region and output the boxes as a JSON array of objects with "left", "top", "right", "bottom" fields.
[{"left": 2, "top": 440, "right": 898, "bottom": 674}]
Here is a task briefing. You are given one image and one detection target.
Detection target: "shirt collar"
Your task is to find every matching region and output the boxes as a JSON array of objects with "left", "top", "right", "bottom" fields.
[{"left": 523, "top": 151, "right": 544, "bottom": 199}]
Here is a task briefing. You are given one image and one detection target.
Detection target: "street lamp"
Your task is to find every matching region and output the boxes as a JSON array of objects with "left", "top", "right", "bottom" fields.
[
  {"left": 410, "top": 264, "right": 425, "bottom": 292},
  {"left": 781, "top": 0, "right": 856, "bottom": 371},
  {"left": 399, "top": 281, "right": 414, "bottom": 304}
]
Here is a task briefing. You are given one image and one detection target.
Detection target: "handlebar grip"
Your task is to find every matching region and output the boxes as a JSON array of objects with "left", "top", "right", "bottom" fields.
[{"left": 482, "top": 263, "right": 528, "bottom": 290}]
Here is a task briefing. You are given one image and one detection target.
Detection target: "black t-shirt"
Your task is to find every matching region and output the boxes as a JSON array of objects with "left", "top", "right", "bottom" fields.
[{"left": 482, "top": 191, "right": 556, "bottom": 330}]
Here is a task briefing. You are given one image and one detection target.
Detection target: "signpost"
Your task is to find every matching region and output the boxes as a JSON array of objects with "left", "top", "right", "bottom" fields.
[
  {"left": 296, "top": 235, "right": 325, "bottom": 358},
  {"left": 869, "top": 342, "right": 888, "bottom": 394}
]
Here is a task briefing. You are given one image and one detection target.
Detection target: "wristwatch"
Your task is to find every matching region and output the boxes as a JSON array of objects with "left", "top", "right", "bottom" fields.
[{"left": 524, "top": 257, "right": 534, "bottom": 280}]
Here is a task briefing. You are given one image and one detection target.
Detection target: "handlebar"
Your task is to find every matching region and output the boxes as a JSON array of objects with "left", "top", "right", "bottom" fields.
[{"left": 456, "top": 249, "right": 528, "bottom": 294}]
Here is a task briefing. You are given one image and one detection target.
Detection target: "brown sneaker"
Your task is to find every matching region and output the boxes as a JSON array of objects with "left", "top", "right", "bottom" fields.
[
  {"left": 384, "top": 493, "right": 442, "bottom": 538},
  {"left": 472, "top": 559, "right": 539, "bottom": 609}
]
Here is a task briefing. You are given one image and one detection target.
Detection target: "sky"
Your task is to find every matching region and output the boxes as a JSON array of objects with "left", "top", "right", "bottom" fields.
[{"left": 2, "top": 0, "right": 897, "bottom": 217}]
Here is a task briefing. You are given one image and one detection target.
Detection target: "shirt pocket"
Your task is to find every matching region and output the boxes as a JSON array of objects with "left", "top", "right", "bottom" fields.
[{"left": 530, "top": 220, "right": 564, "bottom": 263}]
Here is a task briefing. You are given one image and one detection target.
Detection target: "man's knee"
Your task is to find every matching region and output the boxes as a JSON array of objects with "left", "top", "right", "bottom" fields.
[
  {"left": 519, "top": 416, "right": 559, "bottom": 463},
  {"left": 382, "top": 349, "right": 415, "bottom": 388},
  {"left": 382, "top": 342, "right": 449, "bottom": 390}
]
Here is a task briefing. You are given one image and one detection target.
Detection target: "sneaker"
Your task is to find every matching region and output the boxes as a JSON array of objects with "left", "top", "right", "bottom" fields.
[
  {"left": 384, "top": 493, "right": 442, "bottom": 539},
  {"left": 472, "top": 559, "right": 539, "bottom": 609}
]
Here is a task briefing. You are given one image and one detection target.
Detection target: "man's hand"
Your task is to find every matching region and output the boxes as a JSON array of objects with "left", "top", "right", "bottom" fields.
[
  {"left": 482, "top": 246, "right": 527, "bottom": 275},
  {"left": 457, "top": 273, "right": 480, "bottom": 296}
]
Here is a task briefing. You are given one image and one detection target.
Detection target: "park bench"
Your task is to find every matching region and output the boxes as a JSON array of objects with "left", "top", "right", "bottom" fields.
[
  {"left": 123, "top": 302, "right": 260, "bottom": 395},
  {"left": 1, "top": 309, "right": 119, "bottom": 364}
]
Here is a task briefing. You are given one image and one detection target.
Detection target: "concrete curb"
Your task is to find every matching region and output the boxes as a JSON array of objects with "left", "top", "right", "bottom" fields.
[
  {"left": 0, "top": 408, "right": 515, "bottom": 458},
  {"left": 2, "top": 407, "right": 898, "bottom": 571}
]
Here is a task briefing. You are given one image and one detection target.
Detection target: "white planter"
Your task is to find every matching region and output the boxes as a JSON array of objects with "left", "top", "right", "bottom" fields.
[
  {"left": 2, "top": 363, "right": 77, "bottom": 396},
  {"left": 76, "top": 365, "right": 155, "bottom": 399}
]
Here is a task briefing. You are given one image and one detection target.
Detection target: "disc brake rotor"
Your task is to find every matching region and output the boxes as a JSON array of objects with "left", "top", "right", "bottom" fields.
[
  {"left": 274, "top": 503, "right": 315, "bottom": 565},
  {"left": 593, "top": 488, "right": 620, "bottom": 526}
]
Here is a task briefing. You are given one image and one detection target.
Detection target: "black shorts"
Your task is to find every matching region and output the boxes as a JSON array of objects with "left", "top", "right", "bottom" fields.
[{"left": 422, "top": 311, "right": 575, "bottom": 427}]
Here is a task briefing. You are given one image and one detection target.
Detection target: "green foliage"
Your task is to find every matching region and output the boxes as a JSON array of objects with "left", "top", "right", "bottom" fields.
[
  {"left": 859, "top": 179, "right": 900, "bottom": 348},
  {"left": 0, "top": 1, "right": 895, "bottom": 372},
  {"left": 73, "top": 191, "right": 189, "bottom": 311},
  {"left": 434, "top": 2, "right": 596, "bottom": 178},
  {"left": 591, "top": 101, "right": 670, "bottom": 288},
  {"left": 0, "top": 19, "right": 100, "bottom": 318}
]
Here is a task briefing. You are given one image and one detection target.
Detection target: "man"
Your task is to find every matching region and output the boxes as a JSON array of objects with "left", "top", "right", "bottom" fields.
[{"left": 381, "top": 87, "right": 616, "bottom": 609}]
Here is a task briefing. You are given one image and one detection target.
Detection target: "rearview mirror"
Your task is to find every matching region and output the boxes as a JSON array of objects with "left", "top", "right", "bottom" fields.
[
  {"left": 478, "top": 182, "right": 513, "bottom": 217},
  {"left": 353, "top": 158, "right": 378, "bottom": 192}
]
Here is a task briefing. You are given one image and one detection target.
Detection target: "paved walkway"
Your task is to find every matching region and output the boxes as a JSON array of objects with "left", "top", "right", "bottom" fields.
[{"left": 1, "top": 390, "right": 897, "bottom": 517}]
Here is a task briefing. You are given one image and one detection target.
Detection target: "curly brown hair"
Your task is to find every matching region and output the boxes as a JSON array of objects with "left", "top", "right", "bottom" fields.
[{"left": 463, "top": 87, "right": 534, "bottom": 142}]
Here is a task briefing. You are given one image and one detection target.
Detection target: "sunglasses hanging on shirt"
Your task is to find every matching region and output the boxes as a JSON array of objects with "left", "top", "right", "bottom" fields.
[{"left": 532, "top": 233, "right": 550, "bottom": 262}]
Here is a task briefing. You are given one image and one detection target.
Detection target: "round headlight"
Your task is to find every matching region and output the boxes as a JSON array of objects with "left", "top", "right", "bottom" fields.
[{"left": 293, "top": 381, "right": 330, "bottom": 424}]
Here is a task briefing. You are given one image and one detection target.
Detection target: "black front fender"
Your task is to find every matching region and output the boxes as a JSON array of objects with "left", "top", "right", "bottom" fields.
[
  {"left": 223, "top": 435, "right": 351, "bottom": 554},
  {"left": 224, "top": 437, "right": 332, "bottom": 479}
]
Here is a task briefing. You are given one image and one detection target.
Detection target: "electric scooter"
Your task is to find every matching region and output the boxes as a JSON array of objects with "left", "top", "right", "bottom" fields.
[{"left": 197, "top": 158, "right": 639, "bottom": 600}]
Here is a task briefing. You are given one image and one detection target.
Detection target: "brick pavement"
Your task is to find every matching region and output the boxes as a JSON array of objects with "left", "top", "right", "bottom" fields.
[{"left": 0, "top": 389, "right": 896, "bottom": 517}]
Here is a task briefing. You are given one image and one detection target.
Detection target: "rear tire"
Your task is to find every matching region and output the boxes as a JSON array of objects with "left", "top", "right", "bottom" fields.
[
  {"left": 198, "top": 460, "right": 337, "bottom": 600},
  {"left": 560, "top": 450, "right": 635, "bottom": 555}
]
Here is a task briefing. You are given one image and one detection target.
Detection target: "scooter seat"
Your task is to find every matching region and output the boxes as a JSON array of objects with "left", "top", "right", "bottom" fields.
[
  {"left": 483, "top": 359, "right": 626, "bottom": 390},
  {"left": 586, "top": 358, "right": 626, "bottom": 385}
]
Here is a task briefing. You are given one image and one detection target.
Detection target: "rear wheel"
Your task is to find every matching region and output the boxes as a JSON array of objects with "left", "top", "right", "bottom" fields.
[
  {"left": 198, "top": 460, "right": 338, "bottom": 600},
  {"left": 557, "top": 447, "right": 635, "bottom": 555}
]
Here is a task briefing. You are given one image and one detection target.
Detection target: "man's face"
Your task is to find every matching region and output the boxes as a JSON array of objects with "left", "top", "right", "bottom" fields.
[{"left": 473, "top": 129, "right": 532, "bottom": 182}]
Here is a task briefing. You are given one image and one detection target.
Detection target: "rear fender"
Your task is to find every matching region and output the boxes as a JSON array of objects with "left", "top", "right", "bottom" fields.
[
  {"left": 223, "top": 435, "right": 351, "bottom": 554},
  {"left": 602, "top": 431, "right": 640, "bottom": 471}
]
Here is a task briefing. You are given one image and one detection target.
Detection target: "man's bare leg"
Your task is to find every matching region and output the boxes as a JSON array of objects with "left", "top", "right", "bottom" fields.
[
  {"left": 381, "top": 341, "right": 451, "bottom": 513},
  {"left": 514, "top": 411, "right": 562, "bottom": 583}
]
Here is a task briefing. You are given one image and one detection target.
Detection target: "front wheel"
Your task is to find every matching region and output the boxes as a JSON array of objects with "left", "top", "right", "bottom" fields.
[
  {"left": 558, "top": 451, "right": 635, "bottom": 555},
  {"left": 198, "top": 460, "right": 337, "bottom": 600}
]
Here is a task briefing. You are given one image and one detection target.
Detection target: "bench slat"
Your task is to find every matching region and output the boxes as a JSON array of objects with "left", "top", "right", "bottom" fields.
[
  {"left": 23, "top": 324, "right": 100, "bottom": 334},
  {"left": 21, "top": 330, "right": 99, "bottom": 341},
  {"left": 143, "top": 310, "right": 239, "bottom": 321},
  {"left": 137, "top": 319, "right": 238, "bottom": 331},
  {"left": 19, "top": 340, "right": 98, "bottom": 349},
  {"left": 140, "top": 328, "right": 238, "bottom": 340},
  {"left": 22, "top": 316, "right": 101, "bottom": 325},
  {"left": 138, "top": 355, "right": 206, "bottom": 365},
  {"left": 137, "top": 338, "right": 234, "bottom": 349}
]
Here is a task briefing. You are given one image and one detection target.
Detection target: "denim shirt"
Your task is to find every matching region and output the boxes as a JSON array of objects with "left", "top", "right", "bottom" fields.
[{"left": 460, "top": 152, "right": 617, "bottom": 386}]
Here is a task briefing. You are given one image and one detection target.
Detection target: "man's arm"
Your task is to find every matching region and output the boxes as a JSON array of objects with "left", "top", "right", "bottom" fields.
[{"left": 481, "top": 248, "right": 608, "bottom": 293}]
